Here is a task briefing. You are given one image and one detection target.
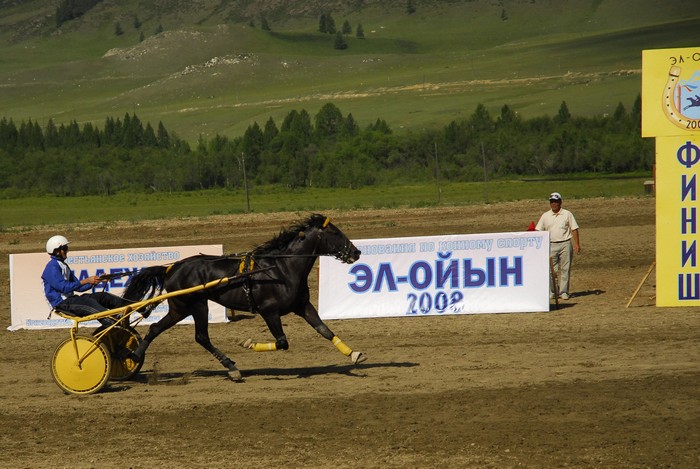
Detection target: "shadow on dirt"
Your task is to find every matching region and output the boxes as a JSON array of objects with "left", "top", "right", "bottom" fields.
[
  {"left": 111, "top": 361, "right": 419, "bottom": 387},
  {"left": 574, "top": 289, "right": 605, "bottom": 297},
  {"left": 242, "top": 361, "right": 418, "bottom": 379},
  {"left": 550, "top": 289, "right": 606, "bottom": 311}
]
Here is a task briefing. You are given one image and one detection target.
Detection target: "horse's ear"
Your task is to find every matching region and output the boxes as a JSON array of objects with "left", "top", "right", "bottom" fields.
[{"left": 298, "top": 231, "right": 306, "bottom": 239}]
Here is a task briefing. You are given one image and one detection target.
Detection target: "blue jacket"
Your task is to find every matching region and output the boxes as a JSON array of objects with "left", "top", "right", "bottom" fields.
[{"left": 42, "top": 256, "right": 91, "bottom": 308}]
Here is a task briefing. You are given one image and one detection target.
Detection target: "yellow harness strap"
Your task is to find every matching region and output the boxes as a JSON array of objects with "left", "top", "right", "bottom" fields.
[
  {"left": 238, "top": 256, "right": 255, "bottom": 273},
  {"left": 323, "top": 217, "right": 330, "bottom": 229}
]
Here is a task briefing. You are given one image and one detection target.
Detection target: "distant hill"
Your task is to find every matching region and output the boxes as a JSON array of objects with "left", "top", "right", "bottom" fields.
[{"left": 1, "top": 0, "right": 699, "bottom": 142}]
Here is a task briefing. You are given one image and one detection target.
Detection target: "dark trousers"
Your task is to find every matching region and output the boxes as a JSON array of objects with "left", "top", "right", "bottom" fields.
[{"left": 58, "top": 292, "right": 132, "bottom": 326}]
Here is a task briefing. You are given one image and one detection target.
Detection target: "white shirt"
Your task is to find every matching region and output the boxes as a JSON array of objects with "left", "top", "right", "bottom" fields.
[{"left": 536, "top": 208, "right": 579, "bottom": 242}]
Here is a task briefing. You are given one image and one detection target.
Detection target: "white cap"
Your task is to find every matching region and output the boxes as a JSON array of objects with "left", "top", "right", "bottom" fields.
[{"left": 549, "top": 192, "right": 562, "bottom": 201}]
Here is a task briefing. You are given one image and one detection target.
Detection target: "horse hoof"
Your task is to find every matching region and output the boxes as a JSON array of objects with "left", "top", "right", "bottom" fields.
[
  {"left": 350, "top": 351, "right": 367, "bottom": 365},
  {"left": 239, "top": 338, "right": 253, "bottom": 349},
  {"left": 227, "top": 367, "right": 243, "bottom": 382}
]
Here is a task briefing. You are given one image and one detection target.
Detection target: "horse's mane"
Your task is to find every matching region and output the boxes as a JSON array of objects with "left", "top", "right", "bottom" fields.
[{"left": 253, "top": 213, "right": 327, "bottom": 254}]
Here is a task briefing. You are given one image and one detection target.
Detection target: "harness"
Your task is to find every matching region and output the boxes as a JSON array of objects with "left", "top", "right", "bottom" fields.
[{"left": 238, "top": 253, "right": 260, "bottom": 314}]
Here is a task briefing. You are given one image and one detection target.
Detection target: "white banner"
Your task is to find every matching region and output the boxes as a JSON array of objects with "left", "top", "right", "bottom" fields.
[
  {"left": 319, "top": 232, "right": 550, "bottom": 319},
  {"left": 9, "top": 245, "right": 224, "bottom": 331}
]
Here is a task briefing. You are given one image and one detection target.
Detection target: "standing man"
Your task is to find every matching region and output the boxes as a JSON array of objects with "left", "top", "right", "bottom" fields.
[
  {"left": 42, "top": 235, "right": 132, "bottom": 331},
  {"left": 536, "top": 192, "right": 581, "bottom": 300}
]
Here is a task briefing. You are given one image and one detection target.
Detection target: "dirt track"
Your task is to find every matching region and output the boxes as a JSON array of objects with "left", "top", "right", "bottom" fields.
[{"left": 1, "top": 197, "right": 699, "bottom": 468}]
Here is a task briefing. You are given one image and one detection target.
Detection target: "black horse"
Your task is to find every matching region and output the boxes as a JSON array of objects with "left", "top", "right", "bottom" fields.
[{"left": 122, "top": 214, "right": 364, "bottom": 380}]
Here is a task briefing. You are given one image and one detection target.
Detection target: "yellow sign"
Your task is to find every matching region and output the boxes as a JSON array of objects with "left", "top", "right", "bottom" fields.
[
  {"left": 642, "top": 47, "right": 700, "bottom": 137},
  {"left": 642, "top": 47, "right": 700, "bottom": 306},
  {"left": 656, "top": 136, "right": 700, "bottom": 305}
]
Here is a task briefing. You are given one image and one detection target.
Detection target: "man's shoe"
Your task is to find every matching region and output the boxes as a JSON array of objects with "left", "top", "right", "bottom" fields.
[{"left": 560, "top": 293, "right": 570, "bottom": 300}]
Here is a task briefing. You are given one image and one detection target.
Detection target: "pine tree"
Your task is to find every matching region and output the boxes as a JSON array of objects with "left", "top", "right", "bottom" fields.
[
  {"left": 242, "top": 122, "right": 264, "bottom": 172},
  {"left": 613, "top": 102, "right": 627, "bottom": 121},
  {"left": 407, "top": 0, "right": 416, "bottom": 14},
  {"left": 334, "top": 32, "right": 348, "bottom": 50},
  {"left": 143, "top": 123, "right": 158, "bottom": 147},
  {"left": 45, "top": 119, "right": 59, "bottom": 148},
  {"left": 157, "top": 121, "right": 170, "bottom": 149},
  {"left": 470, "top": 104, "right": 494, "bottom": 132},
  {"left": 356, "top": 23, "right": 365, "bottom": 39},
  {"left": 102, "top": 117, "right": 115, "bottom": 145},
  {"left": 342, "top": 20, "right": 352, "bottom": 35},
  {"left": 555, "top": 101, "right": 571, "bottom": 124},
  {"left": 315, "top": 103, "right": 345, "bottom": 138},
  {"left": 326, "top": 14, "right": 336, "bottom": 34},
  {"left": 345, "top": 113, "right": 359, "bottom": 136},
  {"left": 263, "top": 117, "right": 279, "bottom": 143}
]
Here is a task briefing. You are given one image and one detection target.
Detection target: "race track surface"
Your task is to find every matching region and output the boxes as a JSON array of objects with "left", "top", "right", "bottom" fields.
[{"left": 1, "top": 198, "right": 698, "bottom": 468}]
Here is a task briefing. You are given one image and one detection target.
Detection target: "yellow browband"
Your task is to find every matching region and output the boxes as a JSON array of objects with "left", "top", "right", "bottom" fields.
[{"left": 323, "top": 217, "right": 330, "bottom": 228}]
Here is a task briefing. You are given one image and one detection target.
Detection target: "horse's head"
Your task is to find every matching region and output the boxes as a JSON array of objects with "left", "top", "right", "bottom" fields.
[{"left": 306, "top": 214, "right": 361, "bottom": 264}]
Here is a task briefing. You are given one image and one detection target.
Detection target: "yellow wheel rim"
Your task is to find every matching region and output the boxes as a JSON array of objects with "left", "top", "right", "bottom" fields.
[
  {"left": 52, "top": 336, "right": 111, "bottom": 395},
  {"left": 103, "top": 326, "right": 143, "bottom": 381}
]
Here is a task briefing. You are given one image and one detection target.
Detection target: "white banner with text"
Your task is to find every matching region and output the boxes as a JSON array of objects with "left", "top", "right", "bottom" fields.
[
  {"left": 9, "top": 245, "right": 224, "bottom": 331},
  {"left": 319, "top": 232, "right": 550, "bottom": 319}
]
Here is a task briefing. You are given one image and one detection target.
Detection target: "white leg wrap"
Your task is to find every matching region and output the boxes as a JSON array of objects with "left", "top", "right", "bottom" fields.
[{"left": 350, "top": 351, "right": 367, "bottom": 365}]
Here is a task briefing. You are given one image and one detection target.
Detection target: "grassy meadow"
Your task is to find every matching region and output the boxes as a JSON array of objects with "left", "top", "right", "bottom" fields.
[
  {"left": 1, "top": 1, "right": 699, "bottom": 143},
  {"left": 0, "top": 176, "right": 652, "bottom": 228},
  {"left": 0, "top": 1, "right": 684, "bottom": 231}
]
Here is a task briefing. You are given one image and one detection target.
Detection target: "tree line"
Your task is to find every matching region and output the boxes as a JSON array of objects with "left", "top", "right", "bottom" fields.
[{"left": 0, "top": 97, "right": 652, "bottom": 197}]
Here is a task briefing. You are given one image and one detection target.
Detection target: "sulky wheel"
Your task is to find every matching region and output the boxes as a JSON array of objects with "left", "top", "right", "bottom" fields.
[
  {"left": 51, "top": 335, "right": 111, "bottom": 395},
  {"left": 101, "top": 325, "right": 143, "bottom": 381}
]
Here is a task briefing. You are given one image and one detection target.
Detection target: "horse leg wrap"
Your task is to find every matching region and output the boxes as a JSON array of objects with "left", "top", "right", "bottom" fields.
[
  {"left": 332, "top": 336, "right": 353, "bottom": 356},
  {"left": 241, "top": 336, "right": 287, "bottom": 351},
  {"left": 251, "top": 342, "right": 277, "bottom": 352}
]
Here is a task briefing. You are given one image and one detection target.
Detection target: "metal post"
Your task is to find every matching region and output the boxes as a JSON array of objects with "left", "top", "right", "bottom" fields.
[
  {"left": 434, "top": 142, "right": 441, "bottom": 204},
  {"left": 241, "top": 153, "right": 250, "bottom": 213},
  {"left": 481, "top": 141, "right": 489, "bottom": 203}
]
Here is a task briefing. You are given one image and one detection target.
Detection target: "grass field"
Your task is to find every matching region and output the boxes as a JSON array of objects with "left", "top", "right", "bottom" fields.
[{"left": 0, "top": 176, "right": 653, "bottom": 228}]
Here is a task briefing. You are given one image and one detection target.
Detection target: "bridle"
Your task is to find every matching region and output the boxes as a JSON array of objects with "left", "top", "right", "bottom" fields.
[{"left": 311, "top": 217, "right": 356, "bottom": 264}]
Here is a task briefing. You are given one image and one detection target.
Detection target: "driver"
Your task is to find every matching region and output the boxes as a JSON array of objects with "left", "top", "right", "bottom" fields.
[{"left": 42, "top": 235, "right": 132, "bottom": 333}]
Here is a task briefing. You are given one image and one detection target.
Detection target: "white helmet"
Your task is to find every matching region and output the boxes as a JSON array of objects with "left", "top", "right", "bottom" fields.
[{"left": 46, "top": 235, "right": 70, "bottom": 254}]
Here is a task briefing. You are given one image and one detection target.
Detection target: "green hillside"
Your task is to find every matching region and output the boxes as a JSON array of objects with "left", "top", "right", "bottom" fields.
[{"left": 1, "top": 0, "right": 699, "bottom": 143}]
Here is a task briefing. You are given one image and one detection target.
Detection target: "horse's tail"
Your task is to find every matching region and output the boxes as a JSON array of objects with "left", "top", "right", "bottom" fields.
[{"left": 123, "top": 265, "right": 168, "bottom": 316}]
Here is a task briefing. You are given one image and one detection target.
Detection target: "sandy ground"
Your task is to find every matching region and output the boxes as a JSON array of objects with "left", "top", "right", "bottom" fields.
[{"left": 1, "top": 197, "right": 698, "bottom": 468}]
